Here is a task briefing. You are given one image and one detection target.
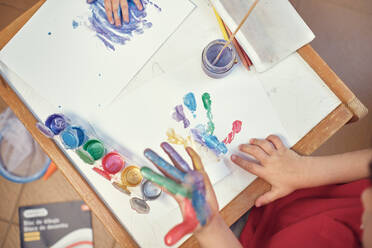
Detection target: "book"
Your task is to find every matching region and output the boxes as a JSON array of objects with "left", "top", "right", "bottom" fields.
[
  {"left": 19, "top": 201, "right": 93, "bottom": 248},
  {"left": 211, "top": 0, "right": 315, "bottom": 72}
]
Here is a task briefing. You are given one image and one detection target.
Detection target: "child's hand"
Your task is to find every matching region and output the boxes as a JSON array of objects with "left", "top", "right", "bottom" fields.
[
  {"left": 103, "top": 0, "right": 143, "bottom": 26},
  {"left": 231, "top": 135, "right": 310, "bottom": 207},
  {"left": 142, "top": 143, "right": 220, "bottom": 246}
]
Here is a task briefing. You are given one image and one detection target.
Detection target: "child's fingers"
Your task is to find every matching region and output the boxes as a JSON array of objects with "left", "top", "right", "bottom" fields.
[
  {"left": 112, "top": 0, "right": 121, "bottom": 26},
  {"left": 120, "top": 0, "right": 129, "bottom": 23},
  {"left": 250, "top": 138, "right": 276, "bottom": 155},
  {"left": 239, "top": 144, "right": 269, "bottom": 163},
  {"left": 161, "top": 142, "right": 191, "bottom": 172},
  {"left": 186, "top": 147, "right": 219, "bottom": 212},
  {"left": 185, "top": 147, "right": 212, "bottom": 193},
  {"left": 144, "top": 148, "right": 186, "bottom": 182},
  {"left": 133, "top": 0, "right": 143, "bottom": 10},
  {"left": 231, "top": 155, "right": 265, "bottom": 177},
  {"left": 164, "top": 198, "right": 199, "bottom": 246},
  {"left": 104, "top": 0, "right": 114, "bottom": 24},
  {"left": 255, "top": 189, "right": 287, "bottom": 207},
  {"left": 186, "top": 147, "right": 204, "bottom": 172},
  {"left": 266, "top": 135, "right": 285, "bottom": 151},
  {"left": 140, "top": 167, "right": 190, "bottom": 198}
]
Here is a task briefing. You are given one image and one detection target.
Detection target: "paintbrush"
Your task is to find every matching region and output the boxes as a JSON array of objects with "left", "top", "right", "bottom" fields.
[
  {"left": 212, "top": 0, "right": 260, "bottom": 65},
  {"left": 223, "top": 20, "right": 252, "bottom": 70}
]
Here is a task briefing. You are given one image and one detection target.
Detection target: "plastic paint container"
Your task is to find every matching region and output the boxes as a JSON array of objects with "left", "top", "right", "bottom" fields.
[
  {"left": 121, "top": 166, "right": 143, "bottom": 187},
  {"left": 202, "top": 39, "right": 236, "bottom": 79},
  {"left": 37, "top": 113, "right": 69, "bottom": 137},
  {"left": 142, "top": 180, "right": 162, "bottom": 200},
  {"left": 102, "top": 152, "right": 125, "bottom": 174},
  {"left": 83, "top": 139, "right": 105, "bottom": 160},
  {"left": 60, "top": 126, "right": 87, "bottom": 149}
]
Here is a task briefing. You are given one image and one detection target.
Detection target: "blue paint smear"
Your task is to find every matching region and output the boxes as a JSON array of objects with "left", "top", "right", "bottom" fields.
[
  {"left": 144, "top": 149, "right": 186, "bottom": 182},
  {"left": 191, "top": 124, "right": 227, "bottom": 156},
  {"left": 72, "top": 20, "right": 79, "bottom": 29},
  {"left": 48, "top": 32, "right": 52, "bottom": 35},
  {"left": 87, "top": 0, "right": 161, "bottom": 51},
  {"left": 183, "top": 92, "right": 197, "bottom": 118}
]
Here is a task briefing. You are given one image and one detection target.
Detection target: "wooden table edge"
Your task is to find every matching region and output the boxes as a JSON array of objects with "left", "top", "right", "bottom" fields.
[{"left": 0, "top": 2, "right": 363, "bottom": 248}]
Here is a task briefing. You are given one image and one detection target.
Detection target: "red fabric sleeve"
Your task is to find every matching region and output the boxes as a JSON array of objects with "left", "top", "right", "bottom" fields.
[{"left": 240, "top": 179, "right": 371, "bottom": 248}]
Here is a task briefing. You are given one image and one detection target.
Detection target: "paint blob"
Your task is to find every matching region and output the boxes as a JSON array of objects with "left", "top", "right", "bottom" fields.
[
  {"left": 166, "top": 128, "right": 194, "bottom": 148},
  {"left": 172, "top": 105, "right": 190, "bottom": 128},
  {"left": 202, "top": 93, "right": 215, "bottom": 134},
  {"left": 72, "top": 20, "right": 79, "bottom": 29},
  {"left": 86, "top": 0, "right": 160, "bottom": 51},
  {"left": 183, "top": 92, "right": 197, "bottom": 118},
  {"left": 223, "top": 120, "right": 243, "bottom": 144},
  {"left": 191, "top": 124, "right": 227, "bottom": 155}
]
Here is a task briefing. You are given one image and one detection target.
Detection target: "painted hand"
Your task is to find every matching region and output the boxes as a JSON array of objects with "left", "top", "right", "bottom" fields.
[
  {"left": 103, "top": 0, "right": 143, "bottom": 26},
  {"left": 141, "top": 142, "right": 219, "bottom": 246},
  {"left": 231, "top": 135, "right": 309, "bottom": 207}
]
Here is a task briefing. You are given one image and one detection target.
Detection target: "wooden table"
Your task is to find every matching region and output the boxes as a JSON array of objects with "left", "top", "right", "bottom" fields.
[{"left": 0, "top": 1, "right": 368, "bottom": 247}]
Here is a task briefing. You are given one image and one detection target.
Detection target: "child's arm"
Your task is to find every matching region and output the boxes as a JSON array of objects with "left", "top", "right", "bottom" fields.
[
  {"left": 231, "top": 135, "right": 372, "bottom": 207},
  {"left": 195, "top": 214, "right": 242, "bottom": 248}
]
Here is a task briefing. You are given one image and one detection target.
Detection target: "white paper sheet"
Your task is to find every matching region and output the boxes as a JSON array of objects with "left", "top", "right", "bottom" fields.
[
  {"left": 212, "top": 0, "right": 315, "bottom": 72},
  {"left": 0, "top": 0, "right": 195, "bottom": 118},
  {"left": 86, "top": 57, "right": 291, "bottom": 246}
]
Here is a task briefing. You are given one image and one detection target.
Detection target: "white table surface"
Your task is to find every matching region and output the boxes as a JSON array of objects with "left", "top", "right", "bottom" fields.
[{"left": 0, "top": 0, "right": 341, "bottom": 247}]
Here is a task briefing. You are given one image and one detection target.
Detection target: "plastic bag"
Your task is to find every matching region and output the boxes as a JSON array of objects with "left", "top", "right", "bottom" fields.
[{"left": 0, "top": 108, "right": 50, "bottom": 183}]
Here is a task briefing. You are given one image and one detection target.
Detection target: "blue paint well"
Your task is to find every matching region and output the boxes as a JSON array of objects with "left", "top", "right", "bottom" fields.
[
  {"left": 183, "top": 92, "right": 197, "bottom": 118},
  {"left": 48, "top": 32, "right": 52, "bottom": 35},
  {"left": 87, "top": 0, "right": 161, "bottom": 51},
  {"left": 61, "top": 126, "right": 86, "bottom": 149},
  {"left": 45, "top": 114, "right": 68, "bottom": 135}
]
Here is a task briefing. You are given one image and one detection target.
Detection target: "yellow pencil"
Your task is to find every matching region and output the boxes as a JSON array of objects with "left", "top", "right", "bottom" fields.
[{"left": 212, "top": 6, "right": 229, "bottom": 41}]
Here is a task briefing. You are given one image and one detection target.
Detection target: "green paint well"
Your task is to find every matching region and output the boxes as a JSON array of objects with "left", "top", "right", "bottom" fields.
[
  {"left": 202, "top": 93, "right": 215, "bottom": 134},
  {"left": 83, "top": 139, "right": 105, "bottom": 160},
  {"left": 76, "top": 149, "right": 95, "bottom": 165},
  {"left": 140, "top": 167, "right": 191, "bottom": 198}
]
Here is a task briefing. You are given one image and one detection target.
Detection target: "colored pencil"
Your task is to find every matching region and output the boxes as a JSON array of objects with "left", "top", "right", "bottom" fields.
[
  {"left": 212, "top": 6, "right": 229, "bottom": 41},
  {"left": 42, "top": 161, "right": 57, "bottom": 181},
  {"left": 223, "top": 21, "right": 252, "bottom": 70},
  {"left": 212, "top": 0, "right": 260, "bottom": 65}
]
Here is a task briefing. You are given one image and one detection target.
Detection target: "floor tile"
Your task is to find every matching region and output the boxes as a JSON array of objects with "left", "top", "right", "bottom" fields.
[
  {"left": 293, "top": 0, "right": 372, "bottom": 155},
  {"left": 0, "top": 0, "right": 40, "bottom": 30},
  {"left": 92, "top": 214, "right": 115, "bottom": 248},
  {"left": 0, "top": 220, "right": 10, "bottom": 245},
  {"left": 13, "top": 170, "right": 80, "bottom": 224},
  {"left": 2, "top": 224, "right": 20, "bottom": 248},
  {"left": 0, "top": 175, "right": 23, "bottom": 221}
]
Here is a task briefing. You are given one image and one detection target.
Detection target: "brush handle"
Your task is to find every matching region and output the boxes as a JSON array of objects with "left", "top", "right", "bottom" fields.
[{"left": 212, "top": 0, "right": 260, "bottom": 65}]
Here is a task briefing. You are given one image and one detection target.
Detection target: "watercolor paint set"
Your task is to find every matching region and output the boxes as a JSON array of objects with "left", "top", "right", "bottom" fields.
[{"left": 36, "top": 113, "right": 162, "bottom": 214}]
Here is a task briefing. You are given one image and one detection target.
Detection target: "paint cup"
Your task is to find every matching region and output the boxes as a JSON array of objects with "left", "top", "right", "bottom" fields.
[
  {"left": 60, "top": 126, "right": 87, "bottom": 149},
  {"left": 142, "top": 180, "right": 162, "bottom": 200},
  {"left": 102, "top": 152, "right": 125, "bottom": 174},
  {"left": 201, "top": 39, "right": 236, "bottom": 79},
  {"left": 121, "top": 165, "right": 143, "bottom": 187},
  {"left": 76, "top": 148, "right": 95, "bottom": 165},
  {"left": 37, "top": 113, "right": 69, "bottom": 137},
  {"left": 83, "top": 139, "right": 105, "bottom": 160}
]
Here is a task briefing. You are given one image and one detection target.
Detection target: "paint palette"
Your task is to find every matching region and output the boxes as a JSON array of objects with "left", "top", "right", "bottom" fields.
[{"left": 37, "top": 114, "right": 144, "bottom": 199}]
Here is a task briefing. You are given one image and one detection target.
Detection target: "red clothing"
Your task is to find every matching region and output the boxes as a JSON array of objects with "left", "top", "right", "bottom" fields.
[{"left": 240, "top": 179, "right": 371, "bottom": 248}]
